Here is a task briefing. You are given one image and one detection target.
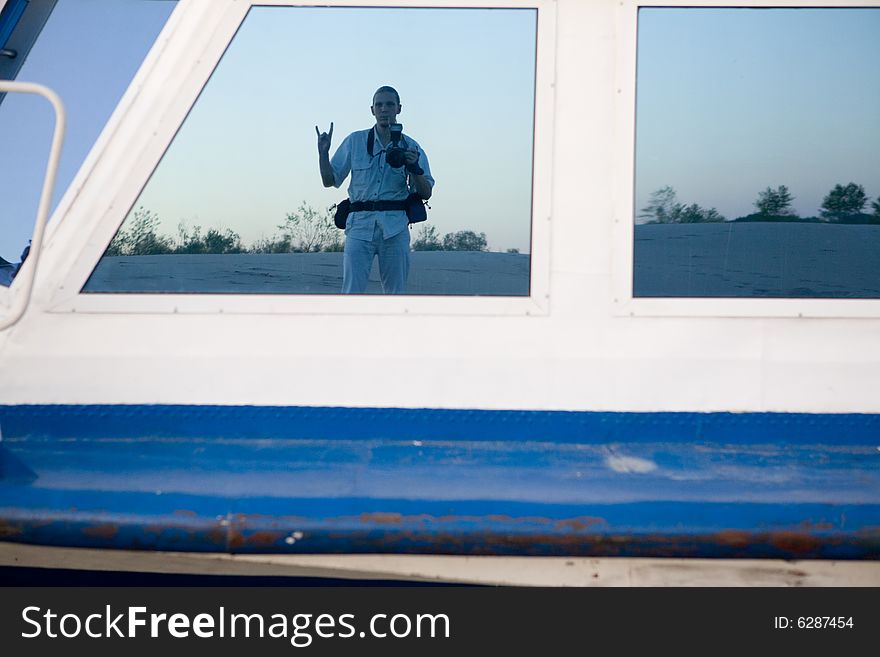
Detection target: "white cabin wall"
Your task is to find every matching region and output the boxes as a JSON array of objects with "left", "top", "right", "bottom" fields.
[{"left": 1, "top": 0, "right": 879, "bottom": 413}]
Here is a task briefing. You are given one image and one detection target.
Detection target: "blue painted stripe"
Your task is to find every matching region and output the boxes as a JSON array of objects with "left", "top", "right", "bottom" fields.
[
  {"left": 2, "top": 404, "right": 879, "bottom": 444},
  {"left": 1, "top": 404, "right": 878, "bottom": 558}
]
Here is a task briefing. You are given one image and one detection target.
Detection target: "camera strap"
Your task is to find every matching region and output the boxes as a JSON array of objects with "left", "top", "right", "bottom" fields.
[{"left": 367, "top": 128, "right": 408, "bottom": 158}]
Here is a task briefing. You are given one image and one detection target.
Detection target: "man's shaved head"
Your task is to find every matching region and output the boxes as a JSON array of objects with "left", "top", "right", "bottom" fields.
[{"left": 373, "top": 85, "right": 400, "bottom": 105}]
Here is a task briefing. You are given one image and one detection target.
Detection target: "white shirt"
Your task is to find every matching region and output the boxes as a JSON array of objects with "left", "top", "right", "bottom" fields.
[{"left": 330, "top": 127, "right": 435, "bottom": 241}]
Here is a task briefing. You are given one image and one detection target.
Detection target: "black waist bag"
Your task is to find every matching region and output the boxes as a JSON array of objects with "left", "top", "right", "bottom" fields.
[
  {"left": 334, "top": 194, "right": 427, "bottom": 229},
  {"left": 405, "top": 193, "right": 428, "bottom": 224},
  {"left": 333, "top": 199, "right": 351, "bottom": 229}
]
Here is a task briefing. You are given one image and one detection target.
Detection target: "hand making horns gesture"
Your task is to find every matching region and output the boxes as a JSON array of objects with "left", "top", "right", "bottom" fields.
[{"left": 315, "top": 122, "right": 333, "bottom": 155}]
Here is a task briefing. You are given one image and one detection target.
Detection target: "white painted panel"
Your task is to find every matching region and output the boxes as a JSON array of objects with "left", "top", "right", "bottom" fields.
[{"left": 2, "top": 0, "right": 879, "bottom": 412}]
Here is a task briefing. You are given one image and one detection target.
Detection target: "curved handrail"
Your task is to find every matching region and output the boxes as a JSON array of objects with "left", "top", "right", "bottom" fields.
[{"left": 0, "top": 80, "right": 65, "bottom": 331}]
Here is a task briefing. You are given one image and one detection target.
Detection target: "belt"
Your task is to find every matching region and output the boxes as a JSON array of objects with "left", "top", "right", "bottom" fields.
[{"left": 349, "top": 199, "right": 408, "bottom": 212}]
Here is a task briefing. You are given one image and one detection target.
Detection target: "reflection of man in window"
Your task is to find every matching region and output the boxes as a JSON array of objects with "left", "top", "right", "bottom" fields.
[{"left": 316, "top": 86, "right": 434, "bottom": 294}]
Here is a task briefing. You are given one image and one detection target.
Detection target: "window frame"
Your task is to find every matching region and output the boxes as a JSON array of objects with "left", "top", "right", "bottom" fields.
[
  {"left": 612, "top": 0, "right": 880, "bottom": 319},
  {"left": 43, "top": 0, "right": 555, "bottom": 317}
]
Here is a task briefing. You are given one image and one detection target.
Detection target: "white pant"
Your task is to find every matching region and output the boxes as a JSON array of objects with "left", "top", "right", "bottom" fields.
[{"left": 342, "top": 221, "right": 410, "bottom": 294}]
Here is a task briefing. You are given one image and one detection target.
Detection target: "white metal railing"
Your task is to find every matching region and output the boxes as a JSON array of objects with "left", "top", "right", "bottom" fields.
[{"left": 0, "top": 80, "right": 65, "bottom": 331}]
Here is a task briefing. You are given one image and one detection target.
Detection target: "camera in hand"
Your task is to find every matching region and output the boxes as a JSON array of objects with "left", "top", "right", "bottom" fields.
[{"left": 385, "top": 122, "right": 407, "bottom": 168}]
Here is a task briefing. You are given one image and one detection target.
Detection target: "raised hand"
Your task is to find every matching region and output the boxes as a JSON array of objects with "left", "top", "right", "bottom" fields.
[{"left": 316, "top": 122, "right": 334, "bottom": 155}]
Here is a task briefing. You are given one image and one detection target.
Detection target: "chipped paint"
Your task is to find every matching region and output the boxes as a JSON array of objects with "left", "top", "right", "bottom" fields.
[
  {"left": 554, "top": 517, "right": 606, "bottom": 531},
  {"left": 81, "top": 524, "right": 119, "bottom": 540},
  {"left": 229, "top": 530, "right": 285, "bottom": 550},
  {"left": 2, "top": 509, "right": 873, "bottom": 559},
  {"left": 0, "top": 520, "right": 23, "bottom": 538},
  {"left": 360, "top": 513, "right": 404, "bottom": 525},
  {"left": 606, "top": 455, "right": 658, "bottom": 474}
]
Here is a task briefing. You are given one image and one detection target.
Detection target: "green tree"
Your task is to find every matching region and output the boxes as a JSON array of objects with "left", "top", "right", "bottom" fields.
[
  {"left": 176, "top": 224, "right": 206, "bottom": 254},
  {"left": 323, "top": 230, "right": 344, "bottom": 252},
  {"left": 278, "top": 202, "right": 336, "bottom": 252},
  {"left": 639, "top": 186, "right": 679, "bottom": 224},
  {"left": 129, "top": 208, "right": 174, "bottom": 255},
  {"left": 412, "top": 224, "right": 442, "bottom": 251},
  {"left": 104, "top": 230, "right": 126, "bottom": 256},
  {"left": 170, "top": 222, "right": 245, "bottom": 254},
  {"left": 677, "top": 204, "right": 725, "bottom": 223},
  {"left": 638, "top": 186, "right": 724, "bottom": 224},
  {"left": 442, "top": 230, "right": 488, "bottom": 252},
  {"left": 203, "top": 228, "right": 244, "bottom": 254},
  {"left": 821, "top": 183, "right": 868, "bottom": 221},
  {"left": 250, "top": 235, "right": 292, "bottom": 254},
  {"left": 871, "top": 198, "right": 880, "bottom": 222},
  {"left": 106, "top": 207, "right": 173, "bottom": 256},
  {"left": 754, "top": 185, "right": 795, "bottom": 216}
]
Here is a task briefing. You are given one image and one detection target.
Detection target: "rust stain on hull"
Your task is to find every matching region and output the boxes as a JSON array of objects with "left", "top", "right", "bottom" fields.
[
  {"left": 306, "top": 529, "right": 862, "bottom": 559},
  {"left": 0, "top": 520, "right": 23, "bottom": 538},
  {"left": 355, "top": 513, "right": 607, "bottom": 529},
  {"left": 554, "top": 517, "right": 606, "bottom": 531},
  {"left": 82, "top": 524, "right": 119, "bottom": 540},
  {"left": 228, "top": 530, "right": 285, "bottom": 550},
  {"left": 0, "top": 512, "right": 876, "bottom": 559},
  {"left": 360, "top": 512, "right": 404, "bottom": 524},
  {"left": 768, "top": 532, "right": 822, "bottom": 556},
  {"left": 713, "top": 531, "right": 752, "bottom": 548}
]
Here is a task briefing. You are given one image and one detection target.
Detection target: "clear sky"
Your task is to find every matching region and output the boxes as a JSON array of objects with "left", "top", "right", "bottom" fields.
[
  {"left": 127, "top": 6, "right": 537, "bottom": 253},
  {"left": 635, "top": 8, "right": 880, "bottom": 222},
  {"left": 0, "top": 0, "right": 176, "bottom": 261}
]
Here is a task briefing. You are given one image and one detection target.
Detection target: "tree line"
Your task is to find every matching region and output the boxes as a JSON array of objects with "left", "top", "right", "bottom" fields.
[
  {"left": 640, "top": 183, "right": 880, "bottom": 225},
  {"left": 106, "top": 205, "right": 502, "bottom": 256}
]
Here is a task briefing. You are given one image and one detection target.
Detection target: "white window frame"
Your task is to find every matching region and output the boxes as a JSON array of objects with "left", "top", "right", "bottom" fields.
[
  {"left": 612, "top": 0, "right": 880, "bottom": 319},
  {"left": 42, "top": 0, "right": 555, "bottom": 317}
]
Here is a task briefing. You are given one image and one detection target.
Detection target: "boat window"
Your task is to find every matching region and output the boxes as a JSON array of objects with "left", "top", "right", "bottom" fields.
[
  {"left": 82, "top": 6, "right": 536, "bottom": 296},
  {"left": 0, "top": 0, "right": 176, "bottom": 266},
  {"left": 633, "top": 7, "right": 880, "bottom": 299}
]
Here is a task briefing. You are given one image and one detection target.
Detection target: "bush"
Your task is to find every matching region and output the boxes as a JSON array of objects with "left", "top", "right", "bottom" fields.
[
  {"left": 442, "top": 230, "right": 488, "bottom": 252},
  {"left": 412, "top": 224, "right": 442, "bottom": 251},
  {"left": 250, "top": 204, "right": 343, "bottom": 253},
  {"left": 821, "top": 183, "right": 868, "bottom": 221},
  {"left": 106, "top": 207, "right": 173, "bottom": 256},
  {"left": 277, "top": 203, "right": 336, "bottom": 253},
  {"left": 639, "top": 186, "right": 678, "bottom": 224},
  {"left": 733, "top": 213, "right": 818, "bottom": 223},
  {"left": 250, "top": 235, "right": 293, "bottom": 254},
  {"left": 754, "top": 185, "right": 796, "bottom": 216},
  {"left": 676, "top": 204, "right": 725, "bottom": 223},
  {"left": 828, "top": 213, "right": 877, "bottom": 225},
  {"left": 322, "top": 230, "right": 344, "bottom": 252},
  {"left": 176, "top": 224, "right": 245, "bottom": 254},
  {"left": 639, "top": 187, "right": 725, "bottom": 223}
]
